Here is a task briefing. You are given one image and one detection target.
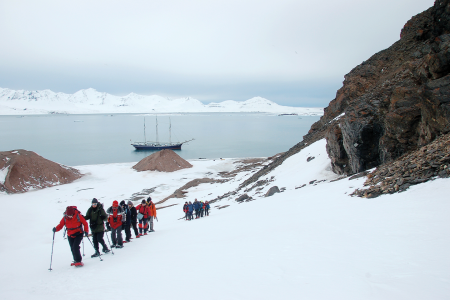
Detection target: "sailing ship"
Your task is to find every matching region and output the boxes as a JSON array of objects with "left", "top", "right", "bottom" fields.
[{"left": 131, "top": 116, "right": 194, "bottom": 150}]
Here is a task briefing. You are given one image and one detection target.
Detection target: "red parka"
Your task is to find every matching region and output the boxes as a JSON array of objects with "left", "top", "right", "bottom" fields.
[
  {"left": 55, "top": 209, "right": 89, "bottom": 237},
  {"left": 136, "top": 204, "right": 150, "bottom": 218},
  {"left": 107, "top": 206, "right": 124, "bottom": 229}
]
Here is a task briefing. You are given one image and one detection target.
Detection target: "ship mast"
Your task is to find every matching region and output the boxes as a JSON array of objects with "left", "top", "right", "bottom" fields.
[
  {"left": 169, "top": 117, "right": 172, "bottom": 144},
  {"left": 156, "top": 115, "right": 159, "bottom": 143},
  {"left": 144, "top": 117, "right": 147, "bottom": 143}
]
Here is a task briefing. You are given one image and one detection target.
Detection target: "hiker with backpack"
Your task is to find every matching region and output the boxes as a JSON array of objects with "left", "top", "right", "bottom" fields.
[
  {"left": 187, "top": 201, "right": 194, "bottom": 220},
  {"left": 183, "top": 202, "right": 188, "bottom": 220},
  {"left": 120, "top": 200, "right": 132, "bottom": 243},
  {"left": 205, "top": 201, "right": 210, "bottom": 216},
  {"left": 53, "top": 206, "right": 89, "bottom": 267},
  {"left": 147, "top": 197, "right": 157, "bottom": 232},
  {"left": 84, "top": 198, "right": 110, "bottom": 257},
  {"left": 128, "top": 201, "right": 139, "bottom": 238},
  {"left": 106, "top": 201, "right": 125, "bottom": 248},
  {"left": 136, "top": 200, "right": 150, "bottom": 236}
]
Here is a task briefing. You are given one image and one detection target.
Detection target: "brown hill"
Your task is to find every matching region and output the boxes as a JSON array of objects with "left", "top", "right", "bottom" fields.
[
  {"left": 132, "top": 149, "right": 193, "bottom": 172},
  {"left": 0, "top": 150, "right": 82, "bottom": 193}
]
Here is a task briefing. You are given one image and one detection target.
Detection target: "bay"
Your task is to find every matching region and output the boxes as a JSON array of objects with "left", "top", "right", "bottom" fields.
[{"left": 0, "top": 113, "right": 319, "bottom": 166}]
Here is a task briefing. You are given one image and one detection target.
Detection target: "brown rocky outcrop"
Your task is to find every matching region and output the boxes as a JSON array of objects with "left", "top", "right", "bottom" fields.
[
  {"left": 238, "top": 0, "right": 449, "bottom": 191},
  {"left": 132, "top": 149, "right": 192, "bottom": 172},
  {"left": 0, "top": 150, "right": 82, "bottom": 193},
  {"left": 352, "top": 132, "right": 450, "bottom": 198},
  {"left": 309, "top": 0, "right": 450, "bottom": 175}
]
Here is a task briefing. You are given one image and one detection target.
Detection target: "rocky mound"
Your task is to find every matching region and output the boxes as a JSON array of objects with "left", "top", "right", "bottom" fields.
[
  {"left": 132, "top": 149, "right": 193, "bottom": 172},
  {"left": 352, "top": 132, "right": 450, "bottom": 198},
  {"left": 0, "top": 150, "right": 82, "bottom": 193},
  {"left": 308, "top": 0, "right": 450, "bottom": 175}
]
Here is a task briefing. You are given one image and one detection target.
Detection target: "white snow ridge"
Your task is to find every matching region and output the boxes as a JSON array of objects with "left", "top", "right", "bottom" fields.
[
  {"left": 0, "top": 87, "right": 323, "bottom": 115},
  {"left": 0, "top": 139, "right": 449, "bottom": 299}
]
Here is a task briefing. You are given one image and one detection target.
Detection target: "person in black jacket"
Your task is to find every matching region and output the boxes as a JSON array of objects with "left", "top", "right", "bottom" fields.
[
  {"left": 85, "top": 198, "right": 110, "bottom": 256},
  {"left": 120, "top": 200, "right": 132, "bottom": 243},
  {"left": 128, "top": 201, "right": 139, "bottom": 238}
]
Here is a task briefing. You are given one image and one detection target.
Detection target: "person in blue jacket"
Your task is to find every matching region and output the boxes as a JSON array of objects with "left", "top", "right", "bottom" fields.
[
  {"left": 187, "top": 201, "right": 194, "bottom": 220},
  {"left": 205, "top": 201, "right": 210, "bottom": 216},
  {"left": 194, "top": 199, "right": 201, "bottom": 219}
]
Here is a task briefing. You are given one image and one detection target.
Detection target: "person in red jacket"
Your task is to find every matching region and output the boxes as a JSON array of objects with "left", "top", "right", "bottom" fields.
[
  {"left": 106, "top": 200, "right": 125, "bottom": 248},
  {"left": 135, "top": 200, "right": 149, "bottom": 236},
  {"left": 53, "top": 206, "right": 89, "bottom": 267},
  {"left": 147, "top": 198, "right": 157, "bottom": 232}
]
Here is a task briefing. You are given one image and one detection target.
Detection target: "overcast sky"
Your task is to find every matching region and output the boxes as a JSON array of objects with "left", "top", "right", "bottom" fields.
[{"left": 0, "top": 0, "right": 435, "bottom": 107}]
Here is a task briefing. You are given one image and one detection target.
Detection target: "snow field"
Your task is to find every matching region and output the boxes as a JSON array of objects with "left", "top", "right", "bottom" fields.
[{"left": 0, "top": 140, "right": 449, "bottom": 299}]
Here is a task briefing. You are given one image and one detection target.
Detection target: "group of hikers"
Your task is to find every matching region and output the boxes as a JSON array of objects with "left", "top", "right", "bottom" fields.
[
  {"left": 52, "top": 197, "right": 157, "bottom": 267},
  {"left": 183, "top": 199, "right": 210, "bottom": 220}
]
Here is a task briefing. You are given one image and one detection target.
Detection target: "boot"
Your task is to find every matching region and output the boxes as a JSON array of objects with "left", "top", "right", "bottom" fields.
[
  {"left": 91, "top": 250, "right": 101, "bottom": 258},
  {"left": 102, "top": 247, "right": 111, "bottom": 254}
]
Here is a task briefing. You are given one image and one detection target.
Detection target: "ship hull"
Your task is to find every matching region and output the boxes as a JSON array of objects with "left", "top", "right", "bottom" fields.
[{"left": 132, "top": 144, "right": 183, "bottom": 150}]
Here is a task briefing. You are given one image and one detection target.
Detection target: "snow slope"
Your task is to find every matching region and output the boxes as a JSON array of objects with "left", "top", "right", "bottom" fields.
[
  {"left": 0, "top": 140, "right": 449, "bottom": 300},
  {"left": 0, "top": 87, "right": 323, "bottom": 115}
]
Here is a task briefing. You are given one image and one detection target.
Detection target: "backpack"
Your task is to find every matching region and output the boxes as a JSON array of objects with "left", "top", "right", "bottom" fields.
[{"left": 63, "top": 206, "right": 83, "bottom": 232}]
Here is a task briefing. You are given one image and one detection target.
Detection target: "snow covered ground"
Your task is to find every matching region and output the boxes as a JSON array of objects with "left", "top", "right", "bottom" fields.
[
  {"left": 0, "top": 87, "right": 323, "bottom": 116},
  {"left": 0, "top": 140, "right": 449, "bottom": 300}
]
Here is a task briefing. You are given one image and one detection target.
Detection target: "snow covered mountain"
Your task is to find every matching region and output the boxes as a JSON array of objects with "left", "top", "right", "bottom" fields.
[{"left": 0, "top": 87, "right": 323, "bottom": 115}]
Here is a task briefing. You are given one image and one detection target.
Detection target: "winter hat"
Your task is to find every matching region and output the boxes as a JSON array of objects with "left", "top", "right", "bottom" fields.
[
  {"left": 147, "top": 197, "right": 152, "bottom": 202},
  {"left": 66, "top": 206, "right": 75, "bottom": 216},
  {"left": 141, "top": 200, "right": 146, "bottom": 204},
  {"left": 128, "top": 201, "right": 133, "bottom": 205},
  {"left": 120, "top": 200, "right": 125, "bottom": 206},
  {"left": 92, "top": 198, "right": 98, "bottom": 204},
  {"left": 113, "top": 200, "right": 119, "bottom": 207}
]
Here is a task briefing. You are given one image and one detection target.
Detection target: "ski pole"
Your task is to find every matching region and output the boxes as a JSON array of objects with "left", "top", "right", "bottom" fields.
[
  {"left": 49, "top": 231, "right": 55, "bottom": 271},
  {"left": 105, "top": 232, "right": 115, "bottom": 255},
  {"left": 85, "top": 236, "right": 103, "bottom": 261}
]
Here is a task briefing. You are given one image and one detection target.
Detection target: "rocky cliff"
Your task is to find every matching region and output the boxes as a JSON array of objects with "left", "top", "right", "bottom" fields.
[
  {"left": 309, "top": 0, "right": 450, "bottom": 175},
  {"left": 239, "top": 0, "right": 450, "bottom": 190}
]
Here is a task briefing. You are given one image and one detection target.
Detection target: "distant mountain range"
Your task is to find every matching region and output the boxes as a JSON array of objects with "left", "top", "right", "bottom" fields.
[{"left": 0, "top": 87, "right": 323, "bottom": 115}]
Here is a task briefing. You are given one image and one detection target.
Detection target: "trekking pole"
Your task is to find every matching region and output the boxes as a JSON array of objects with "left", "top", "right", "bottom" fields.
[
  {"left": 85, "top": 236, "right": 103, "bottom": 261},
  {"left": 82, "top": 238, "right": 85, "bottom": 257},
  {"left": 49, "top": 231, "right": 55, "bottom": 271},
  {"left": 105, "top": 233, "right": 115, "bottom": 255},
  {"left": 63, "top": 228, "right": 67, "bottom": 239},
  {"left": 155, "top": 216, "right": 158, "bottom": 222}
]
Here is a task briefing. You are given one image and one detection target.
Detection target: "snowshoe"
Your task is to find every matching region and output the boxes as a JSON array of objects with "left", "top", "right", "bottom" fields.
[
  {"left": 136, "top": 235, "right": 140, "bottom": 238},
  {"left": 102, "top": 248, "right": 111, "bottom": 253},
  {"left": 116, "top": 245, "right": 124, "bottom": 249},
  {"left": 111, "top": 245, "right": 116, "bottom": 248},
  {"left": 91, "top": 251, "right": 101, "bottom": 258},
  {"left": 74, "top": 262, "right": 84, "bottom": 267},
  {"left": 143, "top": 233, "right": 148, "bottom": 235},
  {"left": 70, "top": 262, "right": 76, "bottom": 266}
]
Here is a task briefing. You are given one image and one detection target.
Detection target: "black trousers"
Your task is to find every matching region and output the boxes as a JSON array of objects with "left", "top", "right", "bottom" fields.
[
  {"left": 131, "top": 222, "right": 138, "bottom": 236},
  {"left": 122, "top": 223, "right": 131, "bottom": 241},
  {"left": 68, "top": 233, "right": 83, "bottom": 263},
  {"left": 205, "top": 208, "right": 209, "bottom": 216},
  {"left": 92, "top": 231, "right": 107, "bottom": 251}
]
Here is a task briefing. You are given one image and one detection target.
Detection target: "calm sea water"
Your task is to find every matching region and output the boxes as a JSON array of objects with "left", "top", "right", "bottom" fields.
[{"left": 0, "top": 113, "right": 319, "bottom": 166}]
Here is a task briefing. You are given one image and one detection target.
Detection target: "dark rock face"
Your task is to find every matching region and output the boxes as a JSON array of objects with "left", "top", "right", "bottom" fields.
[
  {"left": 352, "top": 132, "right": 450, "bottom": 198},
  {"left": 309, "top": 0, "right": 450, "bottom": 175}
]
